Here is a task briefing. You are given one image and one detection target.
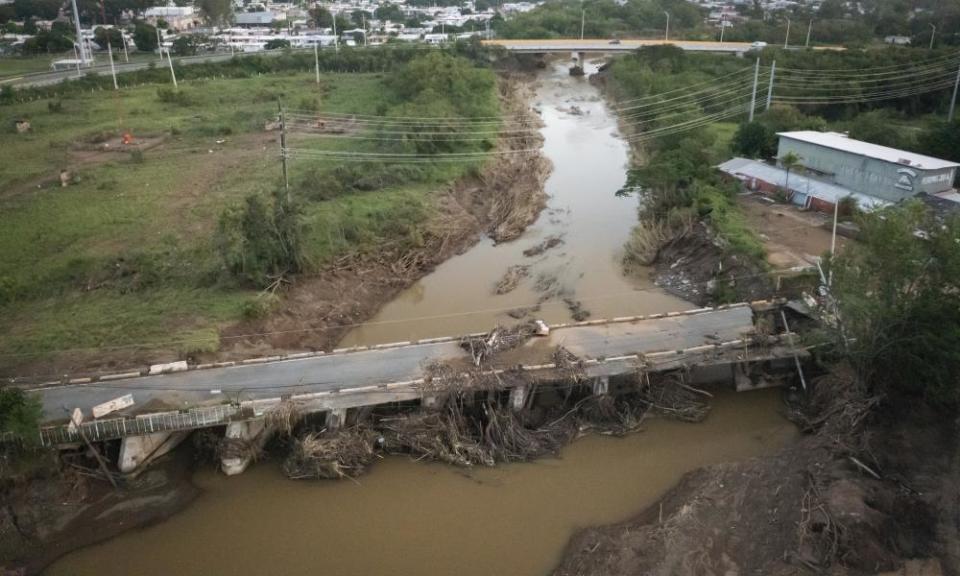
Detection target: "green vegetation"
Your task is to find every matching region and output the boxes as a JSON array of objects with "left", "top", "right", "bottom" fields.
[
  {"left": 0, "top": 388, "right": 42, "bottom": 446},
  {"left": 609, "top": 47, "right": 767, "bottom": 272},
  {"left": 831, "top": 202, "right": 960, "bottom": 407},
  {"left": 0, "top": 48, "right": 501, "bottom": 371},
  {"left": 496, "top": 0, "right": 960, "bottom": 46},
  {"left": 496, "top": 0, "right": 701, "bottom": 40}
]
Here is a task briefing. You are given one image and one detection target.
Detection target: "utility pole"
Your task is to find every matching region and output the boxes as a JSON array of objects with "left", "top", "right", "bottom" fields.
[
  {"left": 663, "top": 11, "right": 670, "bottom": 42},
  {"left": 783, "top": 17, "right": 791, "bottom": 49},
  {"left": 156, "top": 27, "right": 163, "bottom": 60},
  {"left": 166, "top": 48, "right": 178, "bottom": 89},
  {"left": 765, "top": 60, "right": 776, "bottom": 111},
  {"left": 333, "top": 13, "right": 339, "bottom": 53},
  {"left": 314, "top": 42, "right": 321, "bottom": 85},
  {"left": 580, "top": 5, "right": 585, "bottom": 40},
  {"left": 107, "top": 39, "right": 118, "bottom": 90},
  {"left": 804, "top": 19, "right": 812, "bottom": 47},
  {"left": 929, "top": 23, "right": 936, "bottom": 50},
  {"left": 69, "top": 0, "right": 88, "bottom": 65},
  {"left": 73, "top": 44, "right": 82, "bottom": 76},
  {"left": 278, "top": 102, "right": 290, "bottom": 203},
  {"left": 949, "top": 61, "right": 960, "bottom": 122},
  {"left": 719, "top": 15, "right": 725, "bottom": 43},
  {"left": 362, "top": 13, "right": 367, "bottom": 46},
  {"left": 121, "top": 31, "right": 129, "bottom": 62},
  {"left": 748, "top": 57, "right": 759, "bottom": 122}
]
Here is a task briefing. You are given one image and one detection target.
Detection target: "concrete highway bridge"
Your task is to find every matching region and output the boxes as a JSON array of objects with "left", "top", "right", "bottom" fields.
[
  {"left": 23, "top": 301, "right": 808, "bottom": 474},
  {"left": 483, "top": 38, "right": 760, "bottom": 55}
]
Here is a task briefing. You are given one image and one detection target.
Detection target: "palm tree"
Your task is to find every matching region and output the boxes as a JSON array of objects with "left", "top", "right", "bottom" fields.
[{"left": 779, "top": 151, "right": 802, "bottom": 200}]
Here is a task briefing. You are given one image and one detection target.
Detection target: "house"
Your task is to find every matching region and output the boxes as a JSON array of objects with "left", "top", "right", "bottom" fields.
[
  {"left": 776, "top": 131, "right": 959, "bottom": 203},
  {"left": 884, "top": 35, "right": 911, "bottom": 45},
  {"left": 144, "top": 6, "right": 199, "bottom": 30}
]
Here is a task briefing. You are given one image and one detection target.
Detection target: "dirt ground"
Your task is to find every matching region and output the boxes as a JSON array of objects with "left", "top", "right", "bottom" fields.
[
  {"left": 553, "top": 372, "right": 958, "bottom": 576},
  {"left": 213, "top": 74, "right": 550, "bottom": 359},
  {"left": 0, "top": 447, "right": 199, "bottom": 575},
  {"left": 738, "top": 193, "right": 850, "bottom": 269}
]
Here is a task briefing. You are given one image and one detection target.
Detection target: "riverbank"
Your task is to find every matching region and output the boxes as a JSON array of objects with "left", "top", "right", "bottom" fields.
[
  {"left": 210, "top": 72, "right": 550, "bottom": 360},
  {"left": 1, "top": 445, "right": 199, "bottom": 574},
  {"left": 553, "top": 368, "right": 959, "bottom": 575}
]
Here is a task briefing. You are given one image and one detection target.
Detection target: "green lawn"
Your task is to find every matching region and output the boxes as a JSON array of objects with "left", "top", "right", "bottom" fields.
[{"left": 0, "top": 68, "right": 491, "bottom": 371}]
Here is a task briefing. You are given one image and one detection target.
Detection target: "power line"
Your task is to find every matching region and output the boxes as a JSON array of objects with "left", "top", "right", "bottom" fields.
[{"left": 2, "top": 267, "right": 811, "bottom": 362}]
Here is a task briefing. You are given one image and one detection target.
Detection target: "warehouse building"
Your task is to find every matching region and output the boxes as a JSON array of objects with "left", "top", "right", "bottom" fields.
[{"left": 776, "top": 131, "right": 958, "bottom": 204}]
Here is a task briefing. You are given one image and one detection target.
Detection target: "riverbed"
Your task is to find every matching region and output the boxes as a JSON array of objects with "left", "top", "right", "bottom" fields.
[
  {"left": 339, "top": 60, "right": 688, "bottom": 346},
  {"left": 46, "top": 60, "right": 796, "bottom": 576}
]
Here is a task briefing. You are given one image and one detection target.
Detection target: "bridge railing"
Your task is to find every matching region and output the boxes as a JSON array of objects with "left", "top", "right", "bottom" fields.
[{"left": 36, "top": 403, "right": 241, "bottom": 447}]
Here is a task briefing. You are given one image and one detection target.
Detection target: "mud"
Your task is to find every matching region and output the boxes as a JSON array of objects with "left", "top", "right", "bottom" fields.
[
  {"left": 553, "top": 371, "right": 958, "bottom": 576},
  {"left": 651, "top": 223, "right": 773, "bottom": 306},
  {"left": 0, "top": 447, "right": 198, "bottom": 575}
]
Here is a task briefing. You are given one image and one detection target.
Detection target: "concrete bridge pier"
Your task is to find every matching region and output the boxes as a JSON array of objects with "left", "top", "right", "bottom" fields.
[
  {"left": 509, "top": 385, "right": 529, "bottom": 412},
  {"left": 326, "top": 408, "right": 346, "bottom": 431},
  {"left": 592, "top": 376, "right": 609, "bottom": 396},
  {"left": 220, "top": 420, "right": 271, "bottom": 476},
  {"left": 422, "top": 395, "right": 439, "bottom": 410},
  {"left": 118, "top": 430, "right": 189, "bottom": 475}
]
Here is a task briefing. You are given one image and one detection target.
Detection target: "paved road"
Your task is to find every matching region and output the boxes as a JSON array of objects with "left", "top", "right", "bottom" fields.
[
  {"left": 484, "top": 38, "right": 758, "bottom": 54},
  {"left": 34, "top": 306, "right": 753, "bottom": 422},
  {"left": 1, "top": 51, "right": 273, "bottom": 88}
]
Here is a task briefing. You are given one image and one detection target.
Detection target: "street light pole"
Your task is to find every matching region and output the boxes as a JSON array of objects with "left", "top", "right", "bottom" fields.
[
  {"left": 156, "top": 27, "right": 163, "bottom": 60},
  {"left": 663, "top": 10, "right": 670, "bottom": 42},
  {"left": 805, "top": 19, "right": 812, "bottom": 47},
  {"left": 580, "top": 6, "right": 585, "bottom": 40},
  {"left": 929, "top": 23, "right": 936, "bottom": 50},
  {"left": 719, "top": 15, "right": 725, "bottom": 43},
  {"left": 783, "top": 17, "right": 791, "bottom": 49}
]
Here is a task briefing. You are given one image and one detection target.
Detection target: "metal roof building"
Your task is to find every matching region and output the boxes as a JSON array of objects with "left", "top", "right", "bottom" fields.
[
  {"left": 717, "top": 157, "right": 891, "bottom": 212},
  {"left": 777, "top": 131, "right": 959, "bottom": 204}
]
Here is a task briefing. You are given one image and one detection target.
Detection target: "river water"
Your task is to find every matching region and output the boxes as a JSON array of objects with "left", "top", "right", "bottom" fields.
[
  {"left": 340, "top": 60, "right": 688, "bottom": 346},
  {"left": 47, "top": 61, "right": 796, "bottom": 576}
]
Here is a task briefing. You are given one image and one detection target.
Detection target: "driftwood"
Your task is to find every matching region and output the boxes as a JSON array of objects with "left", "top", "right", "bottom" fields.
[{"left": 282, "top": 428, "right": 379, "bottom": 480}]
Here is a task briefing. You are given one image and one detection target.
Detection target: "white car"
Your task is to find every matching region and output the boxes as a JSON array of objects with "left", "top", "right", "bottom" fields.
[{"left": 750, "top": 41, "right": 768, "bottom": 49}]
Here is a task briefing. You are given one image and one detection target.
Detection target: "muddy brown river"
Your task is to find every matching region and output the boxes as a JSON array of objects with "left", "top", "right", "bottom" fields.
[{"left": 47, "top": 61, "right": 796, "bottom": 576}]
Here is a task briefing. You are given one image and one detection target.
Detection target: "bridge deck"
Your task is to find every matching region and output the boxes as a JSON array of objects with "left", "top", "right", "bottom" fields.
[{"left": 35, "top": 305, "right": 755, "bottom": 426}]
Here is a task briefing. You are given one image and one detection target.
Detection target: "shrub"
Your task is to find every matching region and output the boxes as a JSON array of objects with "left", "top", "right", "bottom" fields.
[
  {"left": 156, "top": 87, "right": 192, "bottom": 106},
  {"left": 46, "top": 100, "right": 63, "bottom": 113},
  {"left": 0, "top": 388, "right": 43, "bottom": 446}
]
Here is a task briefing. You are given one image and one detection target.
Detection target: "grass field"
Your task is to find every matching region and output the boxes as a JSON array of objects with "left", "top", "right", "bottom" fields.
[
  {"left": 0, "top": 52, "right": 159, "bottom": 79},
  {"left": 0, "top": 66, "right": 490, "bottom": 372}
]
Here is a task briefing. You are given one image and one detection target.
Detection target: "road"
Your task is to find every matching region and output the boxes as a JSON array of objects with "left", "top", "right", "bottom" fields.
[
  {"left": 34, "top": 305, "right": 755, "bottom": 422},
  {"left": 1, "top": 51, "right": 263, "bottom": 88},
  {"left": 483, "top": 38, "right": 759, "bottom": 54}
]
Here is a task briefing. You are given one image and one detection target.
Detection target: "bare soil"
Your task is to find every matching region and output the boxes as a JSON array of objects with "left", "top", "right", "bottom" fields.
[
  {"left": 649, "top": 222, "right": 773, "bottom": 306},
  {"left": 553, "top": 373, "right": 958, "bottom": 576},
  {"left": 738, "top": 193, "right": 851, "bottom": 269},
  {"left": 0, "top": 447, "right": 198, "bottom": 575}
]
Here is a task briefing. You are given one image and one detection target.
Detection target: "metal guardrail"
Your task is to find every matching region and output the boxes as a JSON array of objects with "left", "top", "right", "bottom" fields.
[{"left": 37, "top": 403, "right": 240, "bottom": 447}]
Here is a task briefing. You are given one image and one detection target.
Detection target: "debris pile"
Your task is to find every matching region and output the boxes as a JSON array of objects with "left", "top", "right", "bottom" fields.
[{"left": 282, "top": 429, "right": 379, "bottom": 480}]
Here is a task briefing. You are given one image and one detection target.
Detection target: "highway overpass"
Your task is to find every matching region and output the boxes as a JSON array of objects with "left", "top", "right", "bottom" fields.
[{"left": 483, "top": 38, "right": 761, "bottom": 54}]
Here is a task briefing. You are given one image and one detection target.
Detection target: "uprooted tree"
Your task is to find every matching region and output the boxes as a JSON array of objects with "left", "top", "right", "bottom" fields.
[{"left": 829, "top": 200, "right": 960, "bottom": 408}]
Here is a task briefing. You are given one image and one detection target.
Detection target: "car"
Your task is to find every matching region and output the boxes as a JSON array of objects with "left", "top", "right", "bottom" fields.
[
  {"left": 750, "top": 41, "right": 768, "bottom": 49},
  {"left": 609, "top": 38, "right": 621, "bottom": 44}
]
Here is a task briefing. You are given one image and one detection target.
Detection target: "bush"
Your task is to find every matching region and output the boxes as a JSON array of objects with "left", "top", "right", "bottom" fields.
[
  {"left": 216, "top": 189, "right": 303, "bottom": 288},
  {"left": 0, "top": 388, "right": 43, "bottom": 446},
  {"left": 46, "top": 100, "right": 63, "bottom": 113},
  {"left": 157, "top": 87, "right": 192, "bottom": 106}
]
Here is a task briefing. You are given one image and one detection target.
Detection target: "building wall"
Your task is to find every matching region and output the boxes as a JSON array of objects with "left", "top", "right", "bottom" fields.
[{"left": 777, "top": 137, "right": 957, "bottom": 203}]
